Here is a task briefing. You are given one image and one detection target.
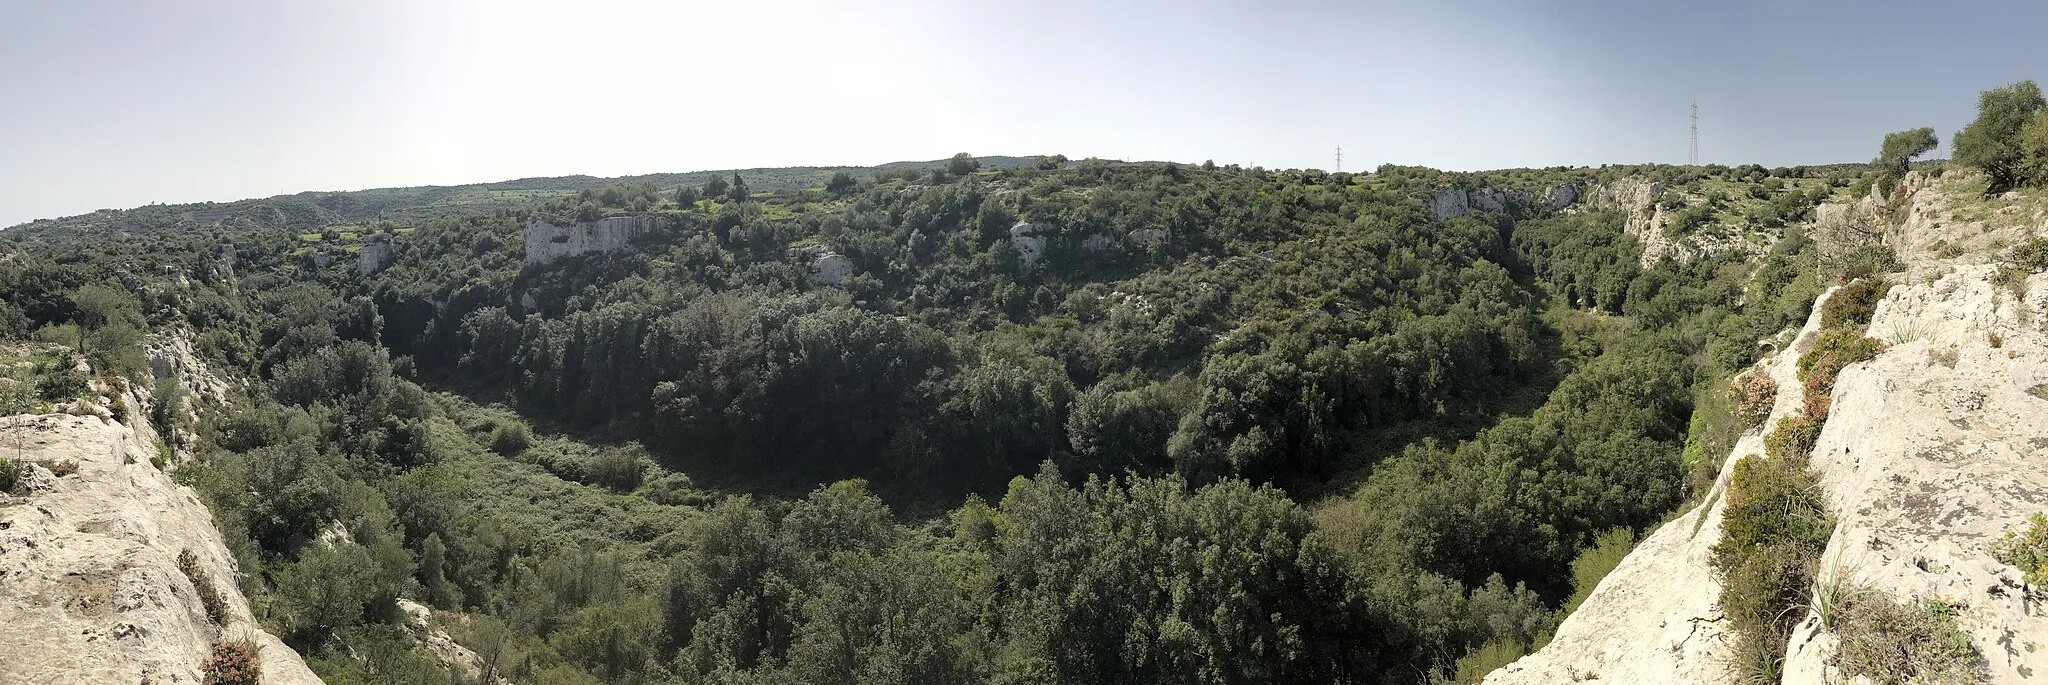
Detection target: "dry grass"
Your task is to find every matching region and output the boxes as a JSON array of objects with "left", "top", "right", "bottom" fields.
[{"left": 1829, "top": 592, "right": 1981, "bottom": 685}]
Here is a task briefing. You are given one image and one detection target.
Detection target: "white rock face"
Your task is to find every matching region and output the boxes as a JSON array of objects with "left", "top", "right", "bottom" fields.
[
  {"left": 1010, "top": 221, "right": 1047, "bottom": 270},
  {"left": 1779, "top": 265, "right": 2048, "bottom": 685},
  {"left": 1430, "top": 188, "right": 1470, "bottom": 219},
  {"left": 0, "top": 390, "right": 321, "bottom": 685},
  {"left": 1579, "top": 179, "right": 1754, "bottom": 266},
  {"left": 397, "top": 599, "right": 484, "bottom": 680},
  {"left": 1493, "top": 180, "right": 2048, "bottom": 684},
  {"left": 357, "top": 236, "right": 393, "bottom": 277},
  {"left": 809, "top": 251, "right": 854, "bottom": 285},
  {"left": 524, "top": 215, "right": 662, "bottom": 267},
  {"left": 1483, "top": 286, "right": 1839, "bottom": 685},
  {"left": 1127, "top": 228, "right": 1169, "bottom": 249},
  {"left": 1469, "top": 188, "right": 1508, "bottom": 213},
  {"left": 1551, "top": 184, "right": 1579, "bottom": 209}
]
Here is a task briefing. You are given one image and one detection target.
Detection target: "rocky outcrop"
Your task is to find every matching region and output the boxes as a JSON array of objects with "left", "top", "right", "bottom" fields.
[
  {"left": 1777, "top": 264, "right": 2048, "bottom": 684},
  {"left": 1550, "top": 184, "right": 1579, "bottom": 210},
  {"left": 1483, "top": 285, "right": 1839, "bottom": 685},
  {"left": 1010, "top": 221, "right": 1047, "bottom": 270},
  {"left": 357, "top": 235, "right": 393, "bottom": 277},
  {"left": 792, "top": 246, "right": 855, "bottom": 286},
  {"left": 1128, "top": 228, "right": 1169, "bottom": 249},
  {"left": 1490, "top": 178, "right": 2048, "bottom": 685},
  {"left": 524, "top": 215, "right": 662, "bottom": 267},
  {"left": 1579, "top": 179, "right": 1755, "bottom": 266},
  {"left": 0, "top": 383, "right": 320, "bottom": 684},
  {"left": 397, "top": 599, "right": 484, "bottom": 680},
  {"left": 1582, "top": 179, "right": 1683, "bottom": 265},
  {"left": 1430, "top": 186, "right": 1571, "bottom": 219},
  {"left": 1430, "top": 188, "right": 1471, "bottom": 219}
]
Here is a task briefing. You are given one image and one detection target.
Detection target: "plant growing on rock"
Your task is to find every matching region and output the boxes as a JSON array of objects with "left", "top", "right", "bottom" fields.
[
  {"left": 201, "top": 640, "right": 261, "bottom": 685},
  {"left": 1820, "top": 278, "right": 1893, "bottom": 330},
  {"left": 179, "top": 549, "right": 229, "bottom": 627},
  {"left": 1729, "top": 374, "right": 1778, "bottom": 430},
  {"left": 1992, "top": 513, "right": 2048, "bottom": 586},
  {"left": 1829, "top": 592, "right": 1981, "bottom": 685}
]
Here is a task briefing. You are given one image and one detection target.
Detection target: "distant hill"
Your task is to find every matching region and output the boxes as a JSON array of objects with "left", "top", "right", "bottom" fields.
[{"left": 0, "top": 155, "right": 1041, "bottom": 242}]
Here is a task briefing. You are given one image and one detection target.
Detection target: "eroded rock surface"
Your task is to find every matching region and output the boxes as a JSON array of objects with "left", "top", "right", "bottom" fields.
[
  {"left": 0, "top": 390, "right": 320, "bottom": 685},
  {"left": 524, "top": 215, "right": 662, "bottom": 267}
]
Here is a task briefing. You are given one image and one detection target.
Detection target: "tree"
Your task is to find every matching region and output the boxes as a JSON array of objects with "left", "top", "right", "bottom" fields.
[
  {"left": 702, "top": 174, "right": 730, "bottom": 200},
  {"left": 726, "top": 173, "right": 751, "bottom": 202},
  {"left": 946, "top": 153, "right": 980, "bottom": 176},
  {"left": 2020, "top": 110, "right": 2048, "bottom": 188},
  {"left": 1872, "top": 127, "right": 1938, "bottom": 195},
  {"left": 676, "top": 184, "right": 700, "bottom": 208},
  {"left": 824, "top": 171, "right": 857, "bottom": 196},
  {"left": 1953, "top": 80, "right": 2046, "bottom": 191}
]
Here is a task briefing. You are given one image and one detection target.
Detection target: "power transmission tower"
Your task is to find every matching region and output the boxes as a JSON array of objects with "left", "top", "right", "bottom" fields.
[
  {"left": 1334, "top": 146, "right": 1343, "bottom": 173},
  {"left": 1689, "top": 102, "right": 1699, "bottom": 166}
]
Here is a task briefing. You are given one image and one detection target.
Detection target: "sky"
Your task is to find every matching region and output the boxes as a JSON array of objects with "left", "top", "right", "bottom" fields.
[{"left": 4, "top": 0, "right": 2047, "bottom": 228}]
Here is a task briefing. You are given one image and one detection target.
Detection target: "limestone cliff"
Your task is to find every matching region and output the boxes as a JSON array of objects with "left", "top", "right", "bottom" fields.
[
  {"left": 1487, "top": 173, "right": 2048, "bottom": 684},
  {"left": 0, "top": 367, "right": 320, "bottom": 684},
  {"left": 1482, "top": 283, "right": 1837, "bottom": 685},
  {"left": 523, "top": 215, "right": 663, "bottom": 267}
]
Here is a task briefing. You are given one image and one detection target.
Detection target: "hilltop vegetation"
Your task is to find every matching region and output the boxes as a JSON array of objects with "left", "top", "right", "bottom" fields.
[{"left": 1, "top": 152, "right": 1887, "bottom": 684}]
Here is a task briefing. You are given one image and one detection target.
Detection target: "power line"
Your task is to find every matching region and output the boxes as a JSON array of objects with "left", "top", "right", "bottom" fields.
[
  {"left": 1689, "top": 101, "right": 1699, "bottom": 166},
  {"left": 1334, "top": 146, "right": 1343, "bottom": 173}
]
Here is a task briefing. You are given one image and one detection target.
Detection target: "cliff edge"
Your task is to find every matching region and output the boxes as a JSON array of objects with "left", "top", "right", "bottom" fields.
[{"left": 0, "top": 375, "right": 321, "bottom": 684}]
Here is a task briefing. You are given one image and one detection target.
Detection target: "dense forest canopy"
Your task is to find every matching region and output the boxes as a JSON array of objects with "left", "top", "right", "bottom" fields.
[{"left": 1, "top": 153, "right": 1889, "bottom": 684}]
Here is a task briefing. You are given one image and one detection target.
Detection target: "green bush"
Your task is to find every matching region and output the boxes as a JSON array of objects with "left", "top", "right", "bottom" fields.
[
  {"left": 1763, "top": 414, "right": 1822, "bottom": 460},
  {"left": 1711, "top": 449, "right": 1833, "bottom": 684},
  {"left": 1830, "top": 593, "right": 1980, "bottom": 685},
  {"left": 1820, "top": 278, "right": 1892, "bottom": 330},
  {"left": 1798, "top": 329, "right": 1884, "bottom": 386},
  {"left": 1992, "top": 513, "right": 2048, "bottom": 585},
  {"left": 1563, "top": 527, "right": 1636, "bottom": 615},
  {"left": 486, "top": 420, "right": 532, "bottom": 456},
  {"left": 34, "top": 357, "right": 87, "bottom": 402},
  {"left": 0, "top": 459, "right": 20, "bottom": 494},
  {"left": 586, "top": 445, "right": 645, "bottom": 492},
  {"left": 1994, "top": 237, "right": 2048, "bottom": 288}
]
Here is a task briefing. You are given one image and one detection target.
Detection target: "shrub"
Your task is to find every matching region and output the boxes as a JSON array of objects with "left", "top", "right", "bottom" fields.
[
  {"left": 1830, "top": 593, "right": 1980, "bottom": 685},
  {"left": 178, "top": 549, "right": 228, "bottom": 626},
  {"left": 1992, "top": 513, "right": 2048, "bottom": 586},
  {"left": 0, "top": 459, "right": 19, "bottom": 494},
  {"left": 1730, "top": 375, "right": 1778, "bottom": 430},
  {"left": 1798, "top": 329, "right": 1884, "bottom": 397},
  {"left": 1994, "top": 237, "right": 2048, "bottom": 288},
  {"left": 1820, "top": 278, "right": 1892, "bottom": 330},
  {"left": 1763, "top": 414, "right": 1822, "bottom": 460},
  {"left": 1830, "top": 245, "right": 1901, "bottom": 282},
  {"left": 586, "top": 445, "right": 644, "bottom": 492},
  {"left": 201, "top": 640, "right": 261, "bottom": 685},
  {"left": 1712, "top": 450, "right": 1833, "bottom": 683},
  {"left": 34, "top": 359, "right": 87, "bottom": 402},
  {"left": 486, "top": 420, "right": 532, "bottom": 456},
  {"left": 39, "top": 459, "right": 79, "bottom": 477},
  {"left": 1563, "top": 527, "right": 1636, "bottom": 615}
]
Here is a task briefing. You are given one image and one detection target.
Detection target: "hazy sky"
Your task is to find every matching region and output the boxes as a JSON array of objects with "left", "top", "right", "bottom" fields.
[{"left": 4, "top": 0, "right": 2046, "bottom": 227}]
